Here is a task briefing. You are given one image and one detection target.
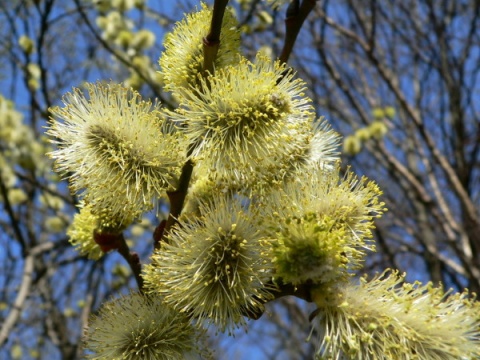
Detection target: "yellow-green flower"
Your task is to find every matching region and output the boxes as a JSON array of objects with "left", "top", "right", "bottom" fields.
[
  {"left": 371, "top": 107, "right": 385, "bottom": 119},
  {"left": 313, "top": 270, "right": 480, "bottom": 359},
  {"left": 271, "top": 214, "right": 354, "bottom": 286},
  {"left": 143, "top": 195, "right": 274, "bottom": 334},
  {"left": 343, "top": 134, "right": 362, "bottom": 155},
  {"left": 19, "top": 35, "right": 35, "bottom": 54},
  {"left": 265, "top": 166, "right": 385, "bottom": 286},
  {"left": 264, "top": 0, "right": 292, "bottom": 9},
  {"left": 85, "top": 293, "right": 204, "bottom": 359},
  {"left": 159, "top": 2, "right": 240, "bottom": 94},
  {"left": 67, "top": 204, "right": 103, "bottom": 260},
  {"left": 289, "top": 120, "right": 341, "bottom": 172},
  {"left": 181, "top": 174, "right": 218, "bottom": 218},
  {"left": 384, "top": 106, "right": 396, "bottom": 118},
  {"left": 47, "top": 82, "right": 187, "bottom": 224},
  {"left": 67, "top": 203, "right": 130, "bottom": 260},
  {"left": 0, "top": 95, "right": 49, "bottom": 174},
  {"left": 369, "top": 120, "right": 388, "bottom": 139},
  {"left": 172, "top": 55, "right": 315, "bottom": 186}
]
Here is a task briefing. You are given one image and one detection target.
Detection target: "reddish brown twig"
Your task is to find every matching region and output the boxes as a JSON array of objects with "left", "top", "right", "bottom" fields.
[
  {"left": 203, "top": 0, "right": 230, "bottom": 75},
  {"left": 94, "top": 230, "right": 144, "bottom": 291},
  {"left": 279, "top": 0, "right": 317, "bottom": 64},
  {"left": 155, "top": 159, "right": 194, "bottom": 250},
  {"left": 116, "top": 233, "right": 144, "bottom": 291}
]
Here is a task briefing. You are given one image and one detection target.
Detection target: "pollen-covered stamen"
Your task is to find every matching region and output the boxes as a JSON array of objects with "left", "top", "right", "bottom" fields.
[
  {"left": 211, "top": 92, "right": 291, "bottom": 148},
  {"left": 289, "top": 121, "right": 341, "bottom": 171},
  {"left": 208, "top": 226, "right": 250, "bottom": 290},
  {"left": 273, "top": 213, "right": 353, "bottom": 286},
  {"left": 86, "top": 124, "right": 172, "bottom": 191}
]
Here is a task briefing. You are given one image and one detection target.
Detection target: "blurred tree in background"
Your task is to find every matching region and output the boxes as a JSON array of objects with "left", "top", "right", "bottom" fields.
[{"left": 0, "top": 0, "right": 478, "bottom": 359}]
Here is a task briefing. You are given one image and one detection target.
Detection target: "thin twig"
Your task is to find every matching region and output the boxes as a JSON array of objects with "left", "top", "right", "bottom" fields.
[
  {"left": 116, "top": 233, "right": 144, "bottom": 291},
  {"left": 157, "top": 159, "right": 194, "bottom": 249}
]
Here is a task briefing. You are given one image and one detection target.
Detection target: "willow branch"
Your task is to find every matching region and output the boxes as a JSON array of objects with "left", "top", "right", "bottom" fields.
[
  {"left": 203, "top": 0, "right": 229, "bottom": 75},
  {"left": 157, "top": 159, "right": 194, "bottom": 249},
  {"left": 279, "top": 0, "right": 317, "bottom": 64},
  {"left": 116, "top": 233, "right": 144, "bottom": 291},
  {"left": 242, "top": 281, "right": 313, "bottom": 320}
]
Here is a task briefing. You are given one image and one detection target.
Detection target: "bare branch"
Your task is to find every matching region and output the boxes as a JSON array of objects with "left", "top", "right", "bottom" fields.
[{"left": 0, "top": 242, "right": 54, "bottom": 346}]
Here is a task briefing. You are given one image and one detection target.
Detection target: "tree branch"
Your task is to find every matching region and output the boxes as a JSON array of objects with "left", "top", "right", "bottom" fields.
[
  {"left": 116, "top": 234, "right": 144, "bottom": 291},
  {"left": 279, "top": 0, "right": 317, "bottom": 64},
  {"left": 0, "top": 242, "right": 54, "bottom": 346},
  {"left": 203, "top": 0, "right": 230, "bottom": 75}
]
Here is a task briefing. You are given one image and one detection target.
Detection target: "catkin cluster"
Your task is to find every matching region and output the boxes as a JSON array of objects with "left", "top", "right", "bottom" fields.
[{"left": 47, "top": 2, "right": 480, "bottom": 359}]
